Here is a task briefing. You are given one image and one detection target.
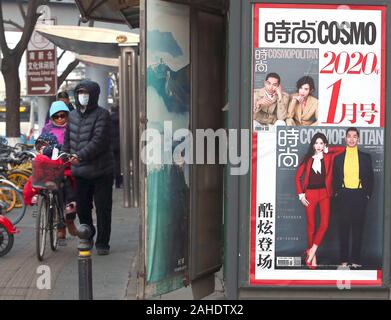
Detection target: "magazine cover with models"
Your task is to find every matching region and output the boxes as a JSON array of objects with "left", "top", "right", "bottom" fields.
[{"left": 250, "top": 3, "right": 386, "bottom": 286}]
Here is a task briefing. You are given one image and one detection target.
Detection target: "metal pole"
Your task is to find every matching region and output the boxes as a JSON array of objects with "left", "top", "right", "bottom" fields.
[
  {"left": 131, "top": 48, "right": 140, "bottom": 208},
  {"left": 119, "top": 46, "right": 140, "bottom": 208},
  {"left": 77, "top": 224, "right": 93, "bottom": 300},
  {"left": 225, "top": 0, "right": 242, "bottom": 300},
  {"left": 119, "top": 47, "right": 132, "bottom": 208}
]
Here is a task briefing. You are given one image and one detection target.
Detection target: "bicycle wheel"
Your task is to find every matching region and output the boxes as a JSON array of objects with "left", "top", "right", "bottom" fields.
[
  {"left": 7, "top": 170, "right": 30, "bottom": 189},
  {"left": 13, "top": 165, "right": 32, "bottom": 175},
  {"left": 0, "top": 176, "right": 24, "bottom": 208},
  {"left": 0, "top": 185, "right": 17, "bottom": 211},
  {"left": 0, "top": 224, "right": 14, "bottom": 257},
  {"left": 0, "top": 184, "right": 26, "bottom": 225},
  {"left": 49, "top": 200, "right": 60, "bottom": 251},
  {"left": 36, "top": 195, "right": 48, "bottom": 261}
]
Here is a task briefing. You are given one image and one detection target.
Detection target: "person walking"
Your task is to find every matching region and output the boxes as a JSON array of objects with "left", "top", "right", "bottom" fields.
[
  {"left": 63, "top": 80, "right": 114, "bottom": 255},
  {"left": 57, "top": 91, "right": 75, "bottom": 112},
  {"left": 333, "top": 127, "right": 374, "bottom": 269}
]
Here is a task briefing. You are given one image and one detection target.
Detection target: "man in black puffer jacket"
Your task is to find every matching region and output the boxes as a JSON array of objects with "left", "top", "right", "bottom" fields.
[{"left": 63, "top": 80, "right": 114, "bottom": 255}]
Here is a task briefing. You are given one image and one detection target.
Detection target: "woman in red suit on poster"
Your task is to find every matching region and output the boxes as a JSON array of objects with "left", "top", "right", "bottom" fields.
[{"left": 295, "top": 133, "right": 345, "bottom": 269}]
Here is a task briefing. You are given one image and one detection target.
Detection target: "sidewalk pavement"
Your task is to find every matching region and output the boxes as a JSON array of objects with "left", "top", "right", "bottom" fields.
[{"left": 0, "top": 188, "right": 226, "bottom": 300}]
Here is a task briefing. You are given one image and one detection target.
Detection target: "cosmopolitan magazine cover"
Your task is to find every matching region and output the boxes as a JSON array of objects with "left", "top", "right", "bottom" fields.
[{"left": 250, "top": 3, "right": 386, "bottom": 286}]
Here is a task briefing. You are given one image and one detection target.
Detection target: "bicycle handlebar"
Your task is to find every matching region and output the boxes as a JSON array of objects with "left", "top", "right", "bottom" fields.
[{"left": 56, "top": 152, "right": 81, "bottom": 163}]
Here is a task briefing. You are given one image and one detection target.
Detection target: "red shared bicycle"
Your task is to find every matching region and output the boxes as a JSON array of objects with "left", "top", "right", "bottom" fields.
[{"left": 0, "top": 202, "right": 19, "bottom": 257}]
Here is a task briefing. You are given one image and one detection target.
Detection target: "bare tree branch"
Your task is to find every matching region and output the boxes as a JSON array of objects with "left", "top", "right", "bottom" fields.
[
  {"left": 0, "top": 0, "right": 10, "bottom": 56},
  {"left": 57, "top": 50, "right": 68, "bottom": 64},
  {"left": 1, "top": 0, "right": 49, "bottom": 137},
  {"left": 16, "top": 0, "right": 26, "bottom": 22},
  {"left": 58, "top": 59, "right": 80, "bottom": 88},
  {"left": 14, "top": 0, "right": 48, "bottom": 60},
  {"left": 4, "top": 19, "right": 24, "bottom": 31}
]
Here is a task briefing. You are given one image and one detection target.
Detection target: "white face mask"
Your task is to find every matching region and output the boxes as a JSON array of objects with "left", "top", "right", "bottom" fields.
[{"left": 78, "top": 93, "right": 89, "bottom": 107}]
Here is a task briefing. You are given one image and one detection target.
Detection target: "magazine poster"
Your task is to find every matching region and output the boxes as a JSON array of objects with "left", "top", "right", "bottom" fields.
[{"left": 250, "top": 4, "right": 386, "bottom": 286}]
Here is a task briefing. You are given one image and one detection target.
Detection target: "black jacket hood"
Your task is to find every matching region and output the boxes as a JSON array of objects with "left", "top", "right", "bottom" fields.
[{"left": 74, "top": 80, "right": 100, "bottom": 111}]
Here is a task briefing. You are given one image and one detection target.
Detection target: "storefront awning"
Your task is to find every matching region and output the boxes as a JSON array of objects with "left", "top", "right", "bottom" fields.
[
  {"left": 35, "top": 25, "right": 139, "bottom": 59},
  {"left": 76, "top": 54, "right": 119, "bottom": 68}
]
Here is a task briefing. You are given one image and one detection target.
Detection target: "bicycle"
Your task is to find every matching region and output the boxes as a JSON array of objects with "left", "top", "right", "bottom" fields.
[
  {"left": 0, "top": 201, "right": 19, "bottom": 257},
  {"left": 0, "top": 178, "right": 26, "bottom": 225},
  {"left": 32, "top": 153, "right": 70, "bottom": 261},
  {"left": 0, "top": 148, "right": 34, "bottom": 191}
]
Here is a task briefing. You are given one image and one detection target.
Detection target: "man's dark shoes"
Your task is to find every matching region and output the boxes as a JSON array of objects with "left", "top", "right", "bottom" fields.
[{"left": 96, "top": 247, "right": 110, "bottom": 255}]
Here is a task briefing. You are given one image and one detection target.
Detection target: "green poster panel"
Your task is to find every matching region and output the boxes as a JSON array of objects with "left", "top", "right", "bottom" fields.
[{"left": 144, "top": 0, "right": 190, "bottom": 297}]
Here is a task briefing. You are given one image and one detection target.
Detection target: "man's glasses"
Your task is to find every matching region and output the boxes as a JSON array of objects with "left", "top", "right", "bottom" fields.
[{"left": 53, "top": 113, "right": 67, "bottom": 120}]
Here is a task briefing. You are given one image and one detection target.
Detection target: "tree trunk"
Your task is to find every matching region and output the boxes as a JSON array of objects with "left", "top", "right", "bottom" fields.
[{"left": 2, "top": 55, "right": 21, "bottom": 138}]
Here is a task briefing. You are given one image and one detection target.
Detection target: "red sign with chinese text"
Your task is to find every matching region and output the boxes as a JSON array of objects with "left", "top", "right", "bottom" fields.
[
  {"left": 26, "top": 19, "right": 57, "bottom": 96},
  {"left": 26, "top": 48, "right": 57, "bottom": 96}
]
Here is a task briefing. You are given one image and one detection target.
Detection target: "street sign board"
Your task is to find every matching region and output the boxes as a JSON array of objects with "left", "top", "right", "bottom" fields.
[{"left": 26, "top": 19, "right": 57, "bottom": 96}]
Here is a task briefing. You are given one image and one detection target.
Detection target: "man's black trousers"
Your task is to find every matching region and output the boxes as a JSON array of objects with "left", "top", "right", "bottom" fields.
[{"left": 75, "top": 174, "right": 113, "bottom": 249}]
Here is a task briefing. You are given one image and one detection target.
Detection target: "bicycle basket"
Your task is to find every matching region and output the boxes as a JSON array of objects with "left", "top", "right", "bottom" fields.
[{"left": 32, "top": 158, "right": 65, "bottom": 190}]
